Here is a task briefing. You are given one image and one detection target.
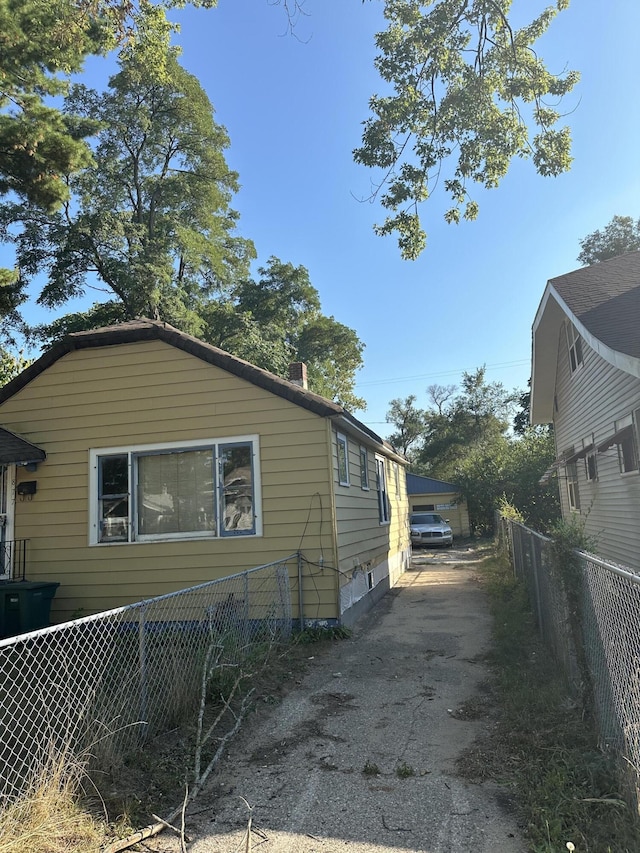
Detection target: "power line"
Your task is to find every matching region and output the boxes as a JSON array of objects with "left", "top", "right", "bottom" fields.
[{"left": 355, "top": 358, "right": 530, "bottom": 389}]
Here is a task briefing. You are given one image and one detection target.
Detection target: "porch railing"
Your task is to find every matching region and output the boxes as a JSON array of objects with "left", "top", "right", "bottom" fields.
[{"left": 0, "top": 539, "right": 28, "bottom": 580}]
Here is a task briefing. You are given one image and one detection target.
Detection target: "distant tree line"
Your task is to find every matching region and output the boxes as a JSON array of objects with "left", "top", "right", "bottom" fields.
[{"left": 386, "top": 369, "right": 560, "bottom": 535}]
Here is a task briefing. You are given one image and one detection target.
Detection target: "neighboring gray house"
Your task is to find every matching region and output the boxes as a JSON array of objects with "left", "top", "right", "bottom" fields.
[
  {"left": 530, "top": 251, "right": 640, "bottom": 570},
  {"left": 406, "top": 473, "right": 470, "bottom": 538}
]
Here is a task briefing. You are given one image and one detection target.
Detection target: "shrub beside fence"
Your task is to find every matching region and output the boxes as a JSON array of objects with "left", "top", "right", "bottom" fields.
[
  {"left": 497, "top": 515, "right": 640, "bottom": 807},
  {"left": 0, "top": 555, "right": 295, "bottom": 805}
]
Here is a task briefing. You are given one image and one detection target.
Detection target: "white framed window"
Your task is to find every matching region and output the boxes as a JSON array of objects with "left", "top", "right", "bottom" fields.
[
  {"left": 89, "top": 436, "right": 261, "bottom": 545},
  {"left": 585, "top": 451, "right": 598, "bottom": 482},
  {"left": 566, "top": 323, "right": 584, "bottom": 374},
  {"left": 359, "top": 446, "right": 369, "bottom": 490},
  {"left": 336, "top": 432, "right": 349, "bottom": 486},
  {"left": 375, "top": 455, "right": 390, "bottom": 524},
  {"left": 566, "top": 461, "right": 580, "bottom": 511}
]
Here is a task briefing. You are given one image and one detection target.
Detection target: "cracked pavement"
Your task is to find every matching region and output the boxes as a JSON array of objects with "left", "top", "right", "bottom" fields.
[{"left": 147, "top": 545, "right": 526, "bottom": 852}]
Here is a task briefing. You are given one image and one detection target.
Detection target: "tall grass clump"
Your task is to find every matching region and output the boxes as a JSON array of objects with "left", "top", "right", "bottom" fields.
[
  {"left": 0, "top": 747, "right": 108, "bottom": 853},
  {"left": 465, "top": 549, "right": 640, "bottom": 853}
]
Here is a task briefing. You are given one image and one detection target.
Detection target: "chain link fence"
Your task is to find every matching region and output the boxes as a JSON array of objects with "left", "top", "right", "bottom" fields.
[
  {"left": 0, "top": 554, "right": 295, "bottom": 805},
  {"left": 497, "top": 516, "right": 640, "bottom": 805}
]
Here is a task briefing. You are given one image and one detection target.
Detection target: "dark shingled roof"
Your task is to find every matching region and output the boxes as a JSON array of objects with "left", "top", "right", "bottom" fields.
[
  {"left": 0, "top": 427, "right": 46, "bottom": 465},
  {"left": 406, "top": 473, "right": 459, "bottom": 495},
  {"left": 0, "top": 319, "right": 401, "bottom": 458},
  {"left": 549, "top": 250, "right": 640, "bottom": 359}
]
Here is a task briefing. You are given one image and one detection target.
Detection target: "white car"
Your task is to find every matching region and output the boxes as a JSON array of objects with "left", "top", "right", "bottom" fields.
[{"left": 410, "top": 512, "right": 453, "bottom": 547}]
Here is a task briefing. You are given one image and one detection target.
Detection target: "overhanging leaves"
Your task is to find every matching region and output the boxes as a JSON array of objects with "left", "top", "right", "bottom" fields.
[{"left": 355, "top": 0, "right": 579, "bottom": 259}]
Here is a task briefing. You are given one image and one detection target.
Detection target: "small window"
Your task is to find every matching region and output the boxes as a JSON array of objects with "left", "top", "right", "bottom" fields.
[
  {"left": 566, "top": 461, "right": 580, "bottom": 511},
  {"left": 566, "top": 324, "right": 584, "bottom": 373},
  {"left": 336, "top": 432, "right": 349, "bottom": 486},
  {"left": 359, "top": 446, "right": 369, "bottom": 490},
  {"left": 585, "top": 452, "right": 597, "bottom": 482},
  {"left": 375, "top": 456, "right": 390, "bottom": 524},
  {"left": 413, "top": 503, "right": 435, "bottom": 512}
]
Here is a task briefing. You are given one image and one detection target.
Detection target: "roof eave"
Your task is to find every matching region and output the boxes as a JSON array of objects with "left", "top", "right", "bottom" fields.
[
  {"left": 0, "top": 321, "right": 346, "bottom": 421},
  {"left": 531, "top": 282, "right": 640, "bottom": 425}
]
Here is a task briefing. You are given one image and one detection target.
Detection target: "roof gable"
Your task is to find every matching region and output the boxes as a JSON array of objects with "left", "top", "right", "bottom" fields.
[
  {"left": 531, "top": 252, "right": 640, "bottom": 424},
  {"left": 0, "top": 319, "right": 403, "bottom": 460}
]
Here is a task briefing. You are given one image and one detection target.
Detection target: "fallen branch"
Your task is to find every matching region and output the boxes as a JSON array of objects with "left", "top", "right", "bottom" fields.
[{"left": 103, "top": 688, "right": 255, "bottom": 853}]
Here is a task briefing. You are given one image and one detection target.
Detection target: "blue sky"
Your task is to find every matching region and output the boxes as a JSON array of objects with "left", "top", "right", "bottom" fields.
[{"left": 7, "top": 0, "right": 640, "bottom": 436}]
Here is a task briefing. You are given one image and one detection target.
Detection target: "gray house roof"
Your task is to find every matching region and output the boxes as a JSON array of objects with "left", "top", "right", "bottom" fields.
[
  {"left": 0, "top": 427, "right": 46, "bottom": 465},
  {"left": 0, "top": 319, "right": 406, "bottom": 464},
  {"left": 531, "top": 251, "right": 640, "bottom": 423},
  {"left": 406, "top": 473, "right": 459, "bottom": 495}
]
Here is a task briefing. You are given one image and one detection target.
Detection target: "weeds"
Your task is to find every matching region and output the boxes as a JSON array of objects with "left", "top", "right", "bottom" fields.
[
  {"left": 362, "top": 761, "right": 380, "bottom": 776},
  {"left": 0, "top": 746, "right": 108, "bottom": 853},
  {"left": 294, "top": 625, "right": 353, "bottom": 644},
  {"left": 462, "top": 550, "right": 640, "bottom": 853},
  {"left": 395, "top": 762, "right": 415, "bottom": 779}
]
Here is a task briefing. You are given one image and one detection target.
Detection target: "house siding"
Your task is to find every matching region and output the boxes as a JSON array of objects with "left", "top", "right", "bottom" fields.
[
  {"left": 331, "top": 431, "right": 410, "bottom": 620},
  {"left": 554, "top": 321, "right": 640, "bottom": 569},
  {"left": 0, "top": 340, "right": 339, "bottom": 622}
]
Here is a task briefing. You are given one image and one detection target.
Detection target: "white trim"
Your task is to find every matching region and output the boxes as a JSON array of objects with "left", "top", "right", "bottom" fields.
[
  {"left": 532, "top": 283, "right": 640, "bottom": 424},
  {"left": 375, "top": 455, "right": 390, "bottom": 525},
  {"left": 547, "top": 285, "right": 640, "bottom": 378},
  {"left": 0, "top": 465, "right": 15, "bottom": 579},
  {"left": 359, "top": 445, "right": 370, "bottom": 490},
  {"left": 89, "top": 435, "right": 262, "bottom": 545},
  {"left": 336, "top": 431, "right": 350, "bottom": 487}
]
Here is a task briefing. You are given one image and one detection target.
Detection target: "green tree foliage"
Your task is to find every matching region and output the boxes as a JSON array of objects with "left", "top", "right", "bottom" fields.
[
  {"left": 0, "top": 268, "right": 26, "bottom": 342},
  {"left": 0, "top": 347, "right": 29, "bottom": 386},
  {"left": 4, "top": 43, "right": 255, "bottom": 332},
  {"left": 503, "top": 428, "right": 559, "bottom": 532},
  {"left": 577, "top": 215, "right": 640, "bottom": 266},
  {"left": 396, "top": 367, "right": 559, "bottom": 532},
  {"left": 9, "top": 37, "right": 364, "bottom": 408},
  {"left": 0, "top": 0, "right": 111, "bottom": 212},
  {"left": 0, "top": 1, "right": 219, "bottom": 333},
  {"left": 386, "top": 395, "right": 427, "bottom": 458},
  {"left": 0, "top": 1, "right": 221, "bottom": 212},
  {"left": 355, "top": 0, "right": 579, "bottom": 259},
  {"left": 419, "top": 367, "right": 514, "bottom": 476},
  {"left": 201, "top": 258, "right": 366, "bottom": 409},
  {"left": 32, "top": 258, "right": 366, "bottom": 410}
]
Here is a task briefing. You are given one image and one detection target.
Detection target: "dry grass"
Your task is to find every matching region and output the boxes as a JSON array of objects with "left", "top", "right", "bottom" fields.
[
  {"left": 460, "top": 549, "right": 640, "bottom": 853},
  {"left": 0, "top": 750, "right": 108, "bottom": 853}
]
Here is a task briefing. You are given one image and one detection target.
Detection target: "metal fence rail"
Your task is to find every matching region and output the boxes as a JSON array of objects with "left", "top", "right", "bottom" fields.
[
  {"left": 0, "top": 555, "right": 295, "bottom": 804},
  {"left": 497, "top": 516, "right": 640, "bottom": 804}
]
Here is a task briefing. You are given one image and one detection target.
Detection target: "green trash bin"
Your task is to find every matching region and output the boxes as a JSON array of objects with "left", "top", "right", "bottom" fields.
[{"left": 0, "top": 582, "right": 60, "bottom": 638}]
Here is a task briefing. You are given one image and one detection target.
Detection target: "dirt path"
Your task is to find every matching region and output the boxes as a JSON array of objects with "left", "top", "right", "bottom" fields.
[{"left": 147, "top": 545, "right": 526, "bottom": 852}]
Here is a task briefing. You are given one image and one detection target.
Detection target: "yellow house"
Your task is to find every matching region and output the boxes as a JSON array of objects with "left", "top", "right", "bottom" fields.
[{"left": 0, "top": 320, "right": 410, "bottom": 628}]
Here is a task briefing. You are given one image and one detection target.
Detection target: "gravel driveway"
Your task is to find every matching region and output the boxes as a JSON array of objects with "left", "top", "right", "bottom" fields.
[{"left": 147, "top": 544, "right": 526, "bottom": 853}]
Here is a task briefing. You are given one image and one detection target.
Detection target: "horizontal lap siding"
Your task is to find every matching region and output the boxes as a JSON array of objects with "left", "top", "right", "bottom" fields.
[
  {"left": 1, "top": 341, "right": 337, "bottom": 621},
  {"left": 332, "top": 434, "right": 410, "bottom": 578},
  {"left": 554, "top": 326, "right": 640, "bottom": 569}
]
